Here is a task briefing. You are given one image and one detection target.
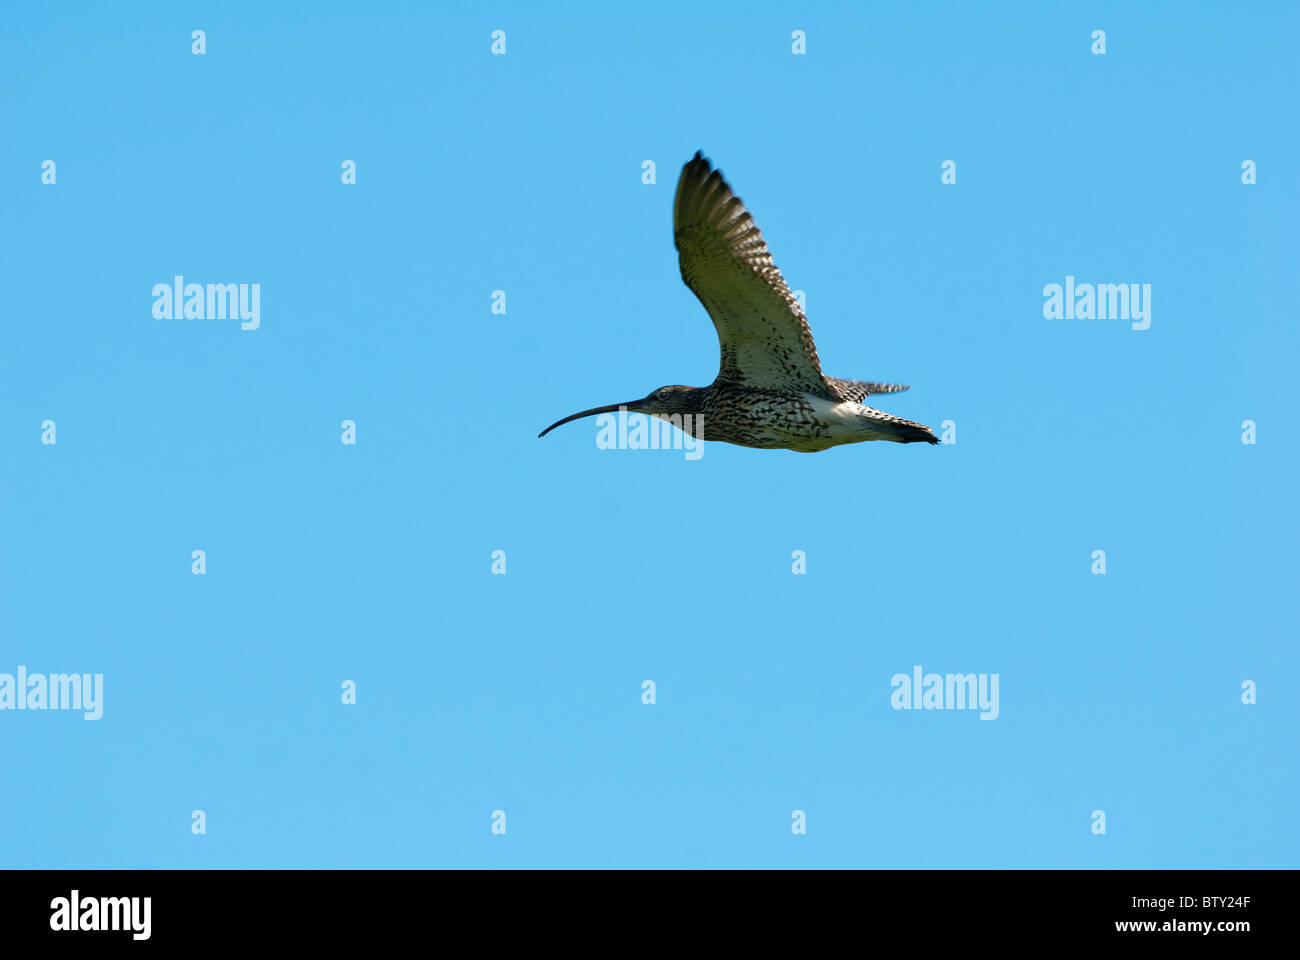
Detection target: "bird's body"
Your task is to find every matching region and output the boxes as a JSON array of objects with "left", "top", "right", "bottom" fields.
[
  {"left": 540, "top": 152, "right": 938, "bottom": 451},
  {"left": 661, "top": 384, "right": 934, "bottom": 452}
]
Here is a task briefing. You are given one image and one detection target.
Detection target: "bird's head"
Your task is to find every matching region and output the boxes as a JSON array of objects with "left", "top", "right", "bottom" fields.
[
  {"left": 538, "top": 384, "right": 702, "bottom": 438},
  {"left": 640, "top": 384, "right": 700, "bottom": 415}
]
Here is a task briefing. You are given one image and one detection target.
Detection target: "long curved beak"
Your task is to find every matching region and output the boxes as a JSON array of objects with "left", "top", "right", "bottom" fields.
[{"left": 538, "top": 400, "right": 642, "bottom": 438}]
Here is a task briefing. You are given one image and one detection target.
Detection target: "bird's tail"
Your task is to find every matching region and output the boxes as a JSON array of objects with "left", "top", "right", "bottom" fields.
[
  {"left": 860, "top": 407, "right": 939, "bottom": 444},
  {"left": 895, "top": 420, "right": 940, "bottom": 445}
]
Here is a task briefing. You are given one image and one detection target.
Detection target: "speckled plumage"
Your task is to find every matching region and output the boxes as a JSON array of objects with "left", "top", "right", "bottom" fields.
[{"left": 539, "top": 151, "right": 938, "bottom": 451}]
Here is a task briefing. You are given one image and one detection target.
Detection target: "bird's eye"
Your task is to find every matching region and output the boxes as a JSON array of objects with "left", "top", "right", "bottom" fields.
[{"left": 658, "top": 389, "right": 670, "bottom": 399}]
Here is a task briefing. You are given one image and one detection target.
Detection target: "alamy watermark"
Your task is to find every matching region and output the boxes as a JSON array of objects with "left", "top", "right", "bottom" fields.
[
  {"left": 1042, "top": 275, "right": 1151, "bottom": 331},
  {"left": 595, "top": 408, "right": 704, "bottom": 461},
  {"left": 50, "top": 890, "right": 150, "bottom": 940},
  {"left": 152, "top": 275, "right": 260, "bottom": 330},
  {"left": 0, "top": 666, "right": 103, "bottom": 719},
  {"left": 890, "top": 665, "right": 999, "bottom": 719}
]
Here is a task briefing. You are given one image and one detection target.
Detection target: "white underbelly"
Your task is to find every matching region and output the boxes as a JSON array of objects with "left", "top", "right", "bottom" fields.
[
  {"left": 809, "top": 396, "right": 878, "bottom": 439},
  {"left": 772, "top": 395, "right": 879, "bottom": 451}
]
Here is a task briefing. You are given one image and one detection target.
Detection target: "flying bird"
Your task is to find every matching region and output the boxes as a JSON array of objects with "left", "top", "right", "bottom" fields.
[{"left": 539, "top": 151, "right": 938, "bottom": 452}]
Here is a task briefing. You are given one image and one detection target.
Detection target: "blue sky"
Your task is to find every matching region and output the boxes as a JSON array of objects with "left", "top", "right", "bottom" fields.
[{"left": 1, "top": 1, "right": 1296, "bottom": 868}]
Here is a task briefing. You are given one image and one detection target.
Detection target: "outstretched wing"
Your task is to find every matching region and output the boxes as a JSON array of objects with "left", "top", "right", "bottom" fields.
[
  {"left": 673, "top": 152, "right": 834, "bottom": 396},
  {"left": 825, "top": 378, "right": 911, "bottom": 403}
]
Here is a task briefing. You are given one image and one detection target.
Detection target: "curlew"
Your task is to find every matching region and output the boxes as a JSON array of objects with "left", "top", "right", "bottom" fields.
[{"left": 539, "top": 151, "right": 939, "bottom": 452}]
